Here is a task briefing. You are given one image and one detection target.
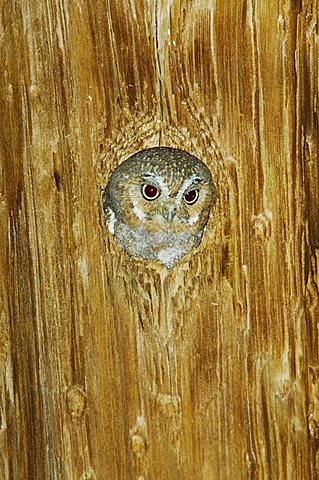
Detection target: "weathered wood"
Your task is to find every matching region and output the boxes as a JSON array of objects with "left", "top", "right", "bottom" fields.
[{"left": 1, "top": 0, "right": 318, "bottom": 478}]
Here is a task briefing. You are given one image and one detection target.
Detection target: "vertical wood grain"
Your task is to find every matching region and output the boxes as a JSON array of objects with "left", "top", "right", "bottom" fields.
[{"left": 1, "top": 1, "right": 318, "bottom": 479}]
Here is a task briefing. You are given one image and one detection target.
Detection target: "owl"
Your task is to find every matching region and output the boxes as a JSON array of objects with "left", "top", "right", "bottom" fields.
[{"left": 102, "top": 147, "right": 216, "bottom": 268}]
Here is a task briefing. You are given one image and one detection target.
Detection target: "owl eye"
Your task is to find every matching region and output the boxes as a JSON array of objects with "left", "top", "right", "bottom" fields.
[
  {"left": 141, "top": 184, "right": 160, "bottom": 201},
  {"left": 184, "top": 189, "right": 199, "bottom": 205}
]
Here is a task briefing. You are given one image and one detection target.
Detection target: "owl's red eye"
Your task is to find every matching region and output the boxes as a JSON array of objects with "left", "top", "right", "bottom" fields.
[
  {"left": 142, "top": 184, "right": 160, "bottom": 200},
  {"left": 184, "top": 189, "right": 199, "bottom": 205}
]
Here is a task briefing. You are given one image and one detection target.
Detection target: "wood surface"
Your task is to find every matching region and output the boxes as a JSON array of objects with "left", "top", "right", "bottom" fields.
[{"left": 1, "top": 0, "right": 319, "bottom": 478}]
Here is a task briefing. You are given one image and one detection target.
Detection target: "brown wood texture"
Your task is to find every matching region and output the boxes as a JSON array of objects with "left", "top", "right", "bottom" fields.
[{"left": 1, "top": 1, "right": 319, "bottom": 478}]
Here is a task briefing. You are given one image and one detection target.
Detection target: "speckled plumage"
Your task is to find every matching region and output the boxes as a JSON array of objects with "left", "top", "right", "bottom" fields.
[{"left": 102, "top": 147, "right": 215, "bottom": 268}]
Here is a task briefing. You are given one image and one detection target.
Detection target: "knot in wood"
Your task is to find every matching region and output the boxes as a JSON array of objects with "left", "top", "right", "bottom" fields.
[
  {"left": 308, "top": 414, "right": 319, "bottom": 441},
  {"left": 306, "top": 276, "right": 319, "bottom": 309},
  {"left": 252, "top": 212, "right": 272, "bottom": 245},
  {"left": 67, "top": 385, "right": 87, "bottom": 419},
  {"left": 157, "top": 393, "right": 179, "bottom": 417},
  {"left": 131, "top": 434, "right": 147, "bottom": 458},
  {"left": 29, "top": 84, "right": 41, "bottom": 101},
  {"left": 130, "top": 416, "right": 148, "bottom": 458}
]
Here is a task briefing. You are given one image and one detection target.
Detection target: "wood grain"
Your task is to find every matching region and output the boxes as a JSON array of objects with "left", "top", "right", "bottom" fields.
[{"left": 1, "top": 1, "right": 318, "bottom": 478}]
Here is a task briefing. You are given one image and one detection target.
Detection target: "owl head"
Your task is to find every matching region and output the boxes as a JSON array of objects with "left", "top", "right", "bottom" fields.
[{"left": 102, "top": 147, "right": 216, "bottom": 267}]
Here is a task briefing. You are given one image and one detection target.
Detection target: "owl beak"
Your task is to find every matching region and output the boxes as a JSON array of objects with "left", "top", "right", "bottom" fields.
[{"left": 162, "top": 206, "right": 177, "bottom": 224}]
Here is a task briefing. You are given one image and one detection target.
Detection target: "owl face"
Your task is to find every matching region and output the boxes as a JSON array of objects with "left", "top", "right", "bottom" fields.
[{"left": 103, "top": 147, "right": 216, "bottom": 268}]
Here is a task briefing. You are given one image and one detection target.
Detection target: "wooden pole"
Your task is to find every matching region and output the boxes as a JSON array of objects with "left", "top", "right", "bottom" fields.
[{"left": 1, "top": 1, "right": 318, "bottom": 478}]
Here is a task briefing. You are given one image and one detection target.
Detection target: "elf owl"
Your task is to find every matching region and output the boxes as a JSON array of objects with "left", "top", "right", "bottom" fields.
[{"left": 102, "top": 147, "right": 216, "bottom": 268}]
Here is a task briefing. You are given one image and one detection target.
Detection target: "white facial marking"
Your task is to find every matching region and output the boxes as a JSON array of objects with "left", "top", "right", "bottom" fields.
[
  {"left": 188, "top": 213, "right": 199, "bottom": 225},
  {"left": 177, "top": 175, "right": 202, "bottom": 201},
  {"left": 143, "top": 173, "right": 170, "bottom": 197},
  {"left": 133, "top": 204, "right": 147, "bottom": 220},
  {"left": 107, "top": 208, "right": 116, "bottom": 234}
]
